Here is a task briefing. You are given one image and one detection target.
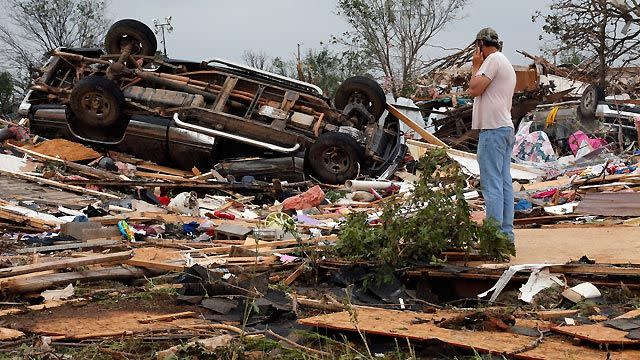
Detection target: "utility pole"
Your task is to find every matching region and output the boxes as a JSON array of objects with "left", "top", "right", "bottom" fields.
[
  {"left": 296, "top": 43, "right": 304, "bottom": 81},
  {"left": 153, "top": 17, "right": 174, "bottom": 56}
]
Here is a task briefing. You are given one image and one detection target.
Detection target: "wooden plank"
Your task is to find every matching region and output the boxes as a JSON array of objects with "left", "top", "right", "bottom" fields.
[
  {"left": 514, "top": 215, "right": 579, "bottom": 225},
  {"left": 124, "top": 259, "right": 185, "bottom": 272},
  {"left": 0, "top": 251, "right": 132, "bottom": 278},
  {"left": 0, "top": 327, "right": 24, "bottom": 341},
  {"left": 17, "top": 240, "right": 119, "bottom": 254},
  {"left": 547, "top": 264, "right": 640, "bottom": 277},
  {"left": 0, "top": 177, "right": 94, "bottom": 208},
  {"left": 180, "top": 235, "right": 337, "bottom": 255},
  {"left": 387, "top": 104, "right": 448, "bottom": 147},
  {"left": 512, "top": 227, "right": 640, "bottom": 265},
  {"left": 575, "top": 192, "right": 640, "bottom": 217},
  {"left": 5, "top": 143, "right": 121, "bottom": 180},
  {"left": 0, "top": 206, "right": 60, "bottom": 230},
  {"left": 551, "top": 324, "right": 640, "bottom": 345},
  {"left": 213, "top": 76, "right": 238, "bottom": 112},
  {"left": 134, "top": 171, "right": 194, "bottom": 182},
  {"left": 0, "top": 266, "right": 147, "bottom": 294},
  {"left": 298, "top": 308, "right": 640, "bottom": 360},
  {"left": 283, "top": 261, "right": 308, "bottom": 286},
  {"left": 135, "top": 163, "right": 194, "bottom": 177},
  {"left": 138, "top": 311, "right": 196, "bottom": 324},
  {"left": 572, "top": 172, "right": 640, "bottom": 186},
  {"left": 522, "top": 176, "right": 572, "bottom": 191},
  {"left": 0, "top": 169, "right": 121, "bottom": 199}
]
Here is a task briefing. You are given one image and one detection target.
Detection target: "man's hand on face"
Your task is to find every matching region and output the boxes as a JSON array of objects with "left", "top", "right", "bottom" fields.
[{"left": 472, "top": 45, "right": 485, "bottom": 75}]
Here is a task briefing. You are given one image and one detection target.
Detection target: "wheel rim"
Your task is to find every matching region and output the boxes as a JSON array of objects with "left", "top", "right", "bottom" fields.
[
  {"left": 117, "top": 35, "right": 145, "bottom": 55},
  {"left": 348, "top": 91, "right": 371, "bottom": 110},
  {"left": 80, "top": 92, "right": 112, "bottom": 121},
  {"left": 583, "top": 90, "right": 595, "bottom": 109},
  {"left": 322, "top": 146, "right": 350, "bottom": 174}
]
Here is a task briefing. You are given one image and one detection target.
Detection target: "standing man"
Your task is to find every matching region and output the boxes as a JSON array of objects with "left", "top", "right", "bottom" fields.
[{"left": 468, "top": 28, "right": 517, "bottom": 242}]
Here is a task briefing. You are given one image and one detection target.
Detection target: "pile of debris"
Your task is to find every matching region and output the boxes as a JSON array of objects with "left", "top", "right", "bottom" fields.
[{"left": 0, "top": 103, "right": 639, "bottom": 359}]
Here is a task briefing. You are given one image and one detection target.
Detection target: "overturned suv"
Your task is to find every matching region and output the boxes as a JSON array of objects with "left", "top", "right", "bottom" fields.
[{"left": 19, "top": 19, "right": 405, "bottom": 184}]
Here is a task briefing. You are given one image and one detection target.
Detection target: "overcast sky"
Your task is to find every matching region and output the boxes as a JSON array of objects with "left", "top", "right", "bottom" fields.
[{"left": 109, "top": 0, "right": 548, "bottom": 65}]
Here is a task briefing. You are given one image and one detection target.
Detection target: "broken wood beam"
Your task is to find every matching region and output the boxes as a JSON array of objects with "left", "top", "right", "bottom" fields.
[
  {"left": 387, "top": 104, "right": 449, "bottom": 147},
  {"left": 124, "top": 259, "right": 186, "bottom": 273},
  {"left": 0, "top": 266, "right": 149, "bottom": 294},
  {"left": 0, "top": 251, "right": 132, "bottom": 278},
  {"left": 299, "top": 308, "right": 640, "bottom": 360},
  {"left": 180, "top": 235, "right": 337, "bottom": 255},
  {"left": 138, "top": 311, "right": 197, "bottom": 324},
  {"left": 0, "top": 201, "right": 63, "bottom": 230},
  {"left": 17, "top": 239, "right": 120, "bottom": 254},
  {"left": 283, "top": 261, "right": 308, "bottom": 286},
  {"left": 0, "top": 169, "right": 121, "bottom": 199},
  {"left": 4, "top": 143, "right": 122, "bottom": 181}
]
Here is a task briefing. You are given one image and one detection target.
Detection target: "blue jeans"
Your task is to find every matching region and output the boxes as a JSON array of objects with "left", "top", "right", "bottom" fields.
[{"left": 477, "top": 127, "right": 515, "bottom": 242}]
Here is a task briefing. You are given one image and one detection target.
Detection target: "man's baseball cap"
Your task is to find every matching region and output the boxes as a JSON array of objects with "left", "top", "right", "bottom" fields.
[{"left": 475, "top": 27, "right": 500, "bottom": 44}]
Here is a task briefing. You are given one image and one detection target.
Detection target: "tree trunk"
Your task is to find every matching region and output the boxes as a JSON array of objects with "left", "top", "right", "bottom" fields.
[{"left": 597, "top": 1, "right": 608, "bottom": 88}]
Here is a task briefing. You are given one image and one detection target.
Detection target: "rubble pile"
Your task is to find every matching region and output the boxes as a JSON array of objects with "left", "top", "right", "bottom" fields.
[
  {"left": 0, "top": 105, "right": 639, "bottom": 359},
  {"left": 0, "top": 17, "right": 639, "bottom": 356}
]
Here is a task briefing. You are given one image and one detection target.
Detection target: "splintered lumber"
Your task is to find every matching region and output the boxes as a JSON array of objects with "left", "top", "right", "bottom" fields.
[
  {"left": 299, "top": 308, "right": 640, "bottom": 360},
  {"left": 575, "top": 192, "right": 640, "bottom": 217},
  {"left": 0, "top": 298, "right": 87, "bottom": 317},
  {"left": 0, "top": 169, "right": 121, "bottom": 199},
  {"left": 551, "top": 324, "right": 640, "bottom": 345},
  {"left": 136, "top": 163, "right": 194, "bottom": 177},
  {"left": 180, "top": 235, "right": 337, "bottom": 255},
  {"left": 0, "top": 200, "right": 64, "bottom": 230},
  {"left": 138, "top": 311, "right": 196, "bottom": 324},
  {"left": 0, "top": 251, "right": 132, "bottom": 278},
  {"left": 0, "top": 327, "right": 25, "bottom": 341},
  {"left": 387, "top": 104, "right": 449, "bottom": 147},
  {"left": 283, "top": 261, "right": 308, "bottom": 286},
  {"left": 125, "top": 247, "right": 185, "bottom": 272},
  {"left": 0, "top": 266, "right": 148, "bottom": 294},
  {"left": 17, "top": 239, "right": 119, "bottom": 254},
  {"left": 5, "top": 143, "right": 121, "bottom": 180},
  {"left": 125, "top": 259, "right": 185, "bottom": 272},
  {"left": 134, "top": 171, "right": 198, "bottom": 182}
]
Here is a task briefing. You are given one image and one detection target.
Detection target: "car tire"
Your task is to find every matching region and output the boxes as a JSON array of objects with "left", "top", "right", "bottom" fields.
[
  {"left": 307, "top": 132, "right": 364, "bottom": 184},
  {"left": 68, "top": 76, "right": 128, "bottom": 142},
  {"left": 580, "top": 84, "right": 605, "bottom": 118},
  {"left": 334, "top": 76, "right": 386, "bottom": 120},
  {"left": 105, "top": 19, "right": 157, "bottom": 56}
]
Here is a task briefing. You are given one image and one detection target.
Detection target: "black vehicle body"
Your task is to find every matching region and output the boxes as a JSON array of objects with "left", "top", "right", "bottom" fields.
[{"left": 18, "top": 20, "right": 405, "bottom": 184}]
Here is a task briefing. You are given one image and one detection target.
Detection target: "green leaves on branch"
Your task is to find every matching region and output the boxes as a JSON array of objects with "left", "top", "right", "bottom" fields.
[{"left": 336, "top": 148, "right": 515, "bottom": 266}]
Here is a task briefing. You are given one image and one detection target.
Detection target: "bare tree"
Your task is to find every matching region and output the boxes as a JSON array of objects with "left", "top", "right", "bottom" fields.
[
  {"left": 0, "top": 0, "right": 109, "bottom": 93},
  {"left": 241, "top": 50, "right": 272, "bottom": 70},
  {"left": 0, "top": 72, "right": 13, "bottom": 115},
  {"left": 336, "top": 0, "right": 468, "bottom": 97},
  {"left": 534, "top": 0, "right": 640, "bottom": 87}
]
